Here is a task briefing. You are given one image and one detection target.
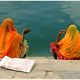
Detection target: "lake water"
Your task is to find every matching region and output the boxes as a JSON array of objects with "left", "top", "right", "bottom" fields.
[{"left": 0, "top": 1, "right": 80, "bottom": 56}]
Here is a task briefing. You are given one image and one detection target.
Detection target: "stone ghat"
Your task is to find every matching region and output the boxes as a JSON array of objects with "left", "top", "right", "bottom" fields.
[{"left": 0, "top": 57, "right": 80, "bottom": 79}]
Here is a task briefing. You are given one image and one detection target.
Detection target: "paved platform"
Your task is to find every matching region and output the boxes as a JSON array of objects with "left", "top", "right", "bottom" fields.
[{"left": 0, "top": 57, "right": 80, "bottom": 79}]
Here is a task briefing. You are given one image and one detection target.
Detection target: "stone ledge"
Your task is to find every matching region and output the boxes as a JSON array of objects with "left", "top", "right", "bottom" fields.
[{"left": 0, "top": 57, "right": 80, "bottom": 79}]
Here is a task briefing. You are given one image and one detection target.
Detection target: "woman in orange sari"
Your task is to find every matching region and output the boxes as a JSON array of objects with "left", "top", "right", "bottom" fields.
[
  {"left": 50, "top": 24, "right": 80, "bottom": 60},
  {"left": 0, "top": 18, "right": 30, "bottom": 58}
]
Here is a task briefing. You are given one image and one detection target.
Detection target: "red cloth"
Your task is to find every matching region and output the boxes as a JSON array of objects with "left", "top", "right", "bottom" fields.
[{"left": 50, "top": 42, "right": 73, "bottom": 60}]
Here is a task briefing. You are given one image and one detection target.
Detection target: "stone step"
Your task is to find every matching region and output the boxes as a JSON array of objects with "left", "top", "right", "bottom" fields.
[{"left": 0, "top": 57, "right": 80, "bottom": 79}]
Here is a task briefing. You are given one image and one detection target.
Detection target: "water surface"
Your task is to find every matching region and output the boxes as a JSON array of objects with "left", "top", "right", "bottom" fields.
[{"left": 0, "top": 1, "right": 79, "bottom": 56}]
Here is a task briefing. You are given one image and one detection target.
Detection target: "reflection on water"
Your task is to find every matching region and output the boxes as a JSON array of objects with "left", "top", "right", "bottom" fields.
[
  {"left": 0, "top": 1, "right": 79, "bottom": 56},
  {"left": 60, "top": 2, "right": 80, "bottom": 26}
]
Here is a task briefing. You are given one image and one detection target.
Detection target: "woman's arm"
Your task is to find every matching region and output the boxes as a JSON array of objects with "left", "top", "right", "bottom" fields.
[
  {"left": 56, "top": 30, "right": 65, "bottom": 43},
  {"left": 22, "top": 28, "right": 30, "bottom": 41}
]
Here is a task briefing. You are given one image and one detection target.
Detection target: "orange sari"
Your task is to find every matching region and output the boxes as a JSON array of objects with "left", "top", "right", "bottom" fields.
[
  {"left": 0, "top": 18, "right": 23, "bottom": 58},
  {"left": 58, "top": 24, "right": 80, "bottom": 59}
]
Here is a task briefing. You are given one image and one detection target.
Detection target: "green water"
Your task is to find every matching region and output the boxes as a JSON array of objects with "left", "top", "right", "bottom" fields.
[{"left": 0, "top": 1, "right": 79, "bottom": 56}]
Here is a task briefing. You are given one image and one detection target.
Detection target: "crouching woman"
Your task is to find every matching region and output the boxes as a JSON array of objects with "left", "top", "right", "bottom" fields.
[
  {"left": 50, "top": 24, "right": 80, "bottom": 60},
  {"left": 0, "top": 18, "right": 30, "bottom": 58}
]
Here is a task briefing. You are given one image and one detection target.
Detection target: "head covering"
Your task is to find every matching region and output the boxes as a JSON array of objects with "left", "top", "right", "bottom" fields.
[
  {"left": 58, "top": 24, "right": 80, "bottom": 59},
  {"left": 0, "top": 18, "right": 23, "bottom": 58}
]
